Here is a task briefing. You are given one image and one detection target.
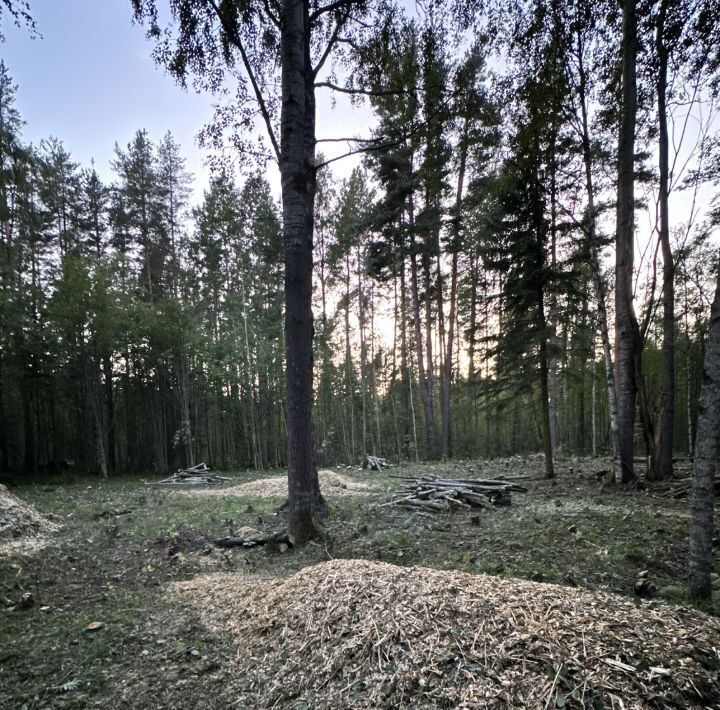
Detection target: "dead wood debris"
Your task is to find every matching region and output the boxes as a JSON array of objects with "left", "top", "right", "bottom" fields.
[
  {"left": 214, "top": 526, "right": 294, "bottom": 553},
  {"left": 363, "top": 455, "right": 391, "bottom": 471},
  {"left": 175, "top": 559, "right": 720, "bottom": 709},
  {"left": 383, "top": 475, "right": 527, "bottom": 512},
  {"left": 650, "top": 476, "right": 720, "bottom": 499},
  {"left": 146, "top": 462, "right": 231, "bottom": 486}
]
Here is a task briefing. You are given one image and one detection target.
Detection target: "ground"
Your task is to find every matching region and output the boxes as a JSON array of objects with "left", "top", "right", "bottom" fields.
[{"left": 0, "top": 456, "right": 718, "bottom": 709}]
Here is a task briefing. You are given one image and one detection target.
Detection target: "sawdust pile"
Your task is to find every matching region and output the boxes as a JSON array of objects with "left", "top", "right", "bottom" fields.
[
  {"left": 181, "top": 470, "right": 374, "bottom": 499},
  {"left": 176, "top": 559, "right": 720, "bottom": 709},
  {"left": 0, "top": 484, "right": 59, "bottom": 554}
]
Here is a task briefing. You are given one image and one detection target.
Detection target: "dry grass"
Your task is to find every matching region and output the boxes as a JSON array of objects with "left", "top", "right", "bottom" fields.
[
  {"left": 179, "top": 469, "right": 376, "bottom": 499},
  {"left": 175, "top": 559, "right": 720, "bottom": 709}
]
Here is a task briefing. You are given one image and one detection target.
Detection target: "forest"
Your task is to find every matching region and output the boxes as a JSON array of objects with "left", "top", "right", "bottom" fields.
[
  {"left": 1, "top": 0, "right": 720, "bottom": 707},
  {"left": 0, "top": 2, "right": 717, "bottom": 472}
]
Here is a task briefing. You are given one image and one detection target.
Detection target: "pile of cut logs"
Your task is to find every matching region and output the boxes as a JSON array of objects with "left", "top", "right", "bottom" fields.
[
  {"left": 363, "top": 455, "right": 391, "bottom": 471},
  {"left": 147, "top": 462, "right": 230, "bottom": 486},
  {"left": 385, "top": 475, "right": 527, "bottom": 512}
]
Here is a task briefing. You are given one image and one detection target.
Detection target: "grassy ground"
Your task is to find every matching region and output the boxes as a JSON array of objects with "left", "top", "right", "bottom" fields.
[{"left": 0, "top": 456, "right": 717, "bottom": 709}]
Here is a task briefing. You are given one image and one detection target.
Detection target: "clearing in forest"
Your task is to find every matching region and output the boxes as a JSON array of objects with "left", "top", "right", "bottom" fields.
[{"left": 1, "top": 458, "right": 718, "bottom": 709}]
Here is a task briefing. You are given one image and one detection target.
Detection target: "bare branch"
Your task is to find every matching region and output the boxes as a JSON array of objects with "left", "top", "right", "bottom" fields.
[
  {"left": 310, "top": 0, "right": 361, "bottom": 23},
  {"left": 315, "top": 80, "right": 418, "bottom": 98},
  {"left": 207, "top": 0, "right": 280, "bottom": 161},
  {"left": 260, "top": 0, "right": 281, "bottom": 29},
  {"left": 316, "top": 135, "right": 385, "bottom": 143},
  {"left": 314, "top": 139, "right": 402, "bottom": 168},
  {"left": 312, "top": 10, "right": 349, "bottom": 80}
]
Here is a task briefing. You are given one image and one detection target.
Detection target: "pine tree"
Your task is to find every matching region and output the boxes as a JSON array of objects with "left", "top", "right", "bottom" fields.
[{"left": 112, "top": 130, "right": 165, "bottom": 302}]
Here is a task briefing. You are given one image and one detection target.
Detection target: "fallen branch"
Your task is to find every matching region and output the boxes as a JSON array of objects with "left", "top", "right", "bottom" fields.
[
  {"left": 146, "top": 463, "right": 231, "bottom": 486},
  {"left": 383, "top": 475, "right": 526, "bottom": 512},
  {"left": 214, "top": 529, "right": 294, "bottom": 553},
  {"left": 363, "top": 455, "right": 391, "bottom": 471}
]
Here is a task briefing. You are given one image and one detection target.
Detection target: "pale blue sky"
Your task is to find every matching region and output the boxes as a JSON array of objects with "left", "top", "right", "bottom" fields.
[
  {"left": 2, "top": 1, "right": 222, "bottom": 196},
  {"left": 0, "top": 0, "right": 372, "bottom": 200}
]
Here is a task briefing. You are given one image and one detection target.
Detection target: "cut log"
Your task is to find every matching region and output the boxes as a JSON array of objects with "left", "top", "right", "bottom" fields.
[
  {"left": 146, "top": 464, "right": 231, "bottom": 486},
  {"left": 214, "top": 529, "right": 294, "bottom": 550},
  {"left": 384, "top": 474, "right": 525, "bottom": 513},
  {"left": 363, "top": 455, "right": 390, "bottom": 471}
]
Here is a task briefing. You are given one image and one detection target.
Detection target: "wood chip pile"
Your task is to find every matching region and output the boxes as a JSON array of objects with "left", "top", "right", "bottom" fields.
[
  {"left": 0, "top": 484, "right": 59, "bottom": 542},
  {"left": 179, "top": 470, "right": 374, "bottom": 499},
  {"left": 385, "top": 475, "right": 527, "bottom": 511},
  {"left": 147, "top": 462, "right": 230, "bottom": 486},
  {"left": 176, "top": 559, "right": 720, "bottom": 709}
]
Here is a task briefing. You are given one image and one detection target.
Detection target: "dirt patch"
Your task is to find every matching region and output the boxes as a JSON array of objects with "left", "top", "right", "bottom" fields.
[
  {"left": 0, "top": 484, "right": 59, "bottom": 555},
  {"left": 180, "top": 470, "right": 376, "bottom": 499},
  {"left": 174, "top": 558, "right": 720, "bottom": 709}
]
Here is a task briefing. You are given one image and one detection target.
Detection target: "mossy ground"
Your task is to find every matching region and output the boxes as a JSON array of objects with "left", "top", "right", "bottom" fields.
[{"left": 1, "top": 456, "right": 716, "bottom": 708}]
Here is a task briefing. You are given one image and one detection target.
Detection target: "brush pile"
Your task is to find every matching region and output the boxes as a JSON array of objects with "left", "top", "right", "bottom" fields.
[
  {"left": 385, "top": 474, "right": 527, "bottom": 511},
  {"left": 651, "top": 476, "right": 720, "bottom": 499},
  {"left": 176, "top": 559, "right": 720, "bottom": 709},
  {"left": 363, "top": 455, "right": 391, "bottom": 471},
  {"left": 147, "top": 462, "right": 230, "bottom": 486}
]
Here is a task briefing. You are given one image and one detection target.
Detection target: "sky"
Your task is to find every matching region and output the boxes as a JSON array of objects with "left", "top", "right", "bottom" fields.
[
  {"left": 1, "top": 1, "right": 715, "bottom": 252},
  {"left": 1, "top": 0, "right": 223, "bottom": 198},
  {"left": 0, "top": 0, "right": 373, "bottom": 203}
]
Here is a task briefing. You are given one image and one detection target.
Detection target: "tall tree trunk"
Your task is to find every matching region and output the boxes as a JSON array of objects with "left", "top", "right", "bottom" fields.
[
  {"left": 344, "top": 252, "right": 355, "bottom": 461},
  {"left": 656, "top": 0, "right": 674, "bottom": 481},
  {"left": 688, "top": 264, "right": 720, "bottom": 601},
  {"left": 538, "top": 281, "right": 555, "bottom": 478},
  {"left": 685, "top": 283, "right": 694, "bottom": 455},
  {"left": 0, "top": 362, "right": 7, "bottom": 472},
  {"left": 409, "top": 198, "right": 435, "bottom": 458},
  {"left": 398, "top": 247, "right": 412, "bottom": 458},
  {"left": 90, "top": 352, "right": 108, "bottom": 479},
  {"left": 575, "top": 40, "right": 622, "bottom": 479},
  {"left": 441, "top": 121, "right": 467, "bottom": 460},
  {"left": 280, "top": 0, "right": 325, "bottom": 541},
  {"left": 422, "top": 249, "right": 437, "bottom": 457},
  {"left": 591, "top": 327, "right": 598, "bottom": 456},
  {"left": 614, "top": 0, "right": 639, "bottom": 483},
  {"left": 176, "top": 353, "right": 194, "bottom": 468},
  {"left": 22, "top": 375, "right": 36, "bottom": 474},
  {"left": 241, "top": 278, "right": 260, "bottom": 469},
  {"left": 357, "top": 244, "right": 368, "bottom": 455},
  {"left": 103, "top": 354, "right": 116, "bottom": 474},
  {"left": 548, "top": 132, "right": 559, "bottom": 453}
]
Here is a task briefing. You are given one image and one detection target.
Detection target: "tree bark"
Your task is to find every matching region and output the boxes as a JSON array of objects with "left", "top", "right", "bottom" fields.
[
  {"left": 614, "top": 0, "right": 639, "bottom": 483},
  {"left": 280, "top": 0, "right": 326, "bottom": 541},
  {"left": 656, "top": 0, "right": 674, "bottom": 481},
  {"left": 575, "top": 40, "right": 622, "bottom": 479},
  {"left": 537, "top": 272, "right": 555, "bottom": 478},
  {"left": 688, "top": 263, "right": 720, "bottom": 601},
  {"left": 357, "top": 243, "right": 368, "bottom": 455},
  {"left": 548, "top": 131, "right": 559, "bottom": 453},
  {"left": 103, "top": 354, "right": 116, "bottom": 474},
  {"left": 440, "top": 119, "right": 467, "bottom": 460},
  {"left": 408, "top": 197, "right": 436, "bottom": 458}
]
